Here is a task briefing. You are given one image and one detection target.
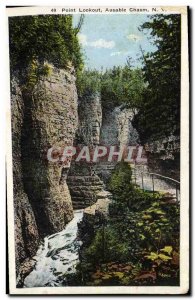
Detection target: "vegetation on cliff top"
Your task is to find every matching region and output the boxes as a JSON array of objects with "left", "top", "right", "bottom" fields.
[
  {"left": 77, "top": 64, "right": 146, "bottom": 114},
  {"left": 77, "top": 14, "right": 181, "bottom": 142},
  {"left": 9, "top": 15, "right": 83, "bottom": 73},
  {"left": 9, "top": 14, "right": 180, "bottom": 142}
]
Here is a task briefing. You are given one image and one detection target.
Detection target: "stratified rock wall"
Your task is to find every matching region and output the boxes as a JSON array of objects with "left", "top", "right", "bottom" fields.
[
  {"left": 97, "top": 105, "right": 139, "bottom": 182},
  {"left": 145, "top": 135, "right": 180, "bottom": 180},
  {"left": 11, "top": 76, "right": 39, "bottom": 275},
  {"left": 67, "top": 92, "right": 104, "bottom": 209},
  {"left": 67, "top": 175, "right": 104, "bottom": 209},
  {"left": 100, "top": 105, "right": 139, "bottom": 147},
  {"left": 21, "top": 64, "right": 78, "bottom": 235},
  {"left": 67, "top": 96, "right": 140, "bottom": 204},
  {"left": 76, "top": 92, "right": 102, "bottom": 145},
  {"left": 11, "top": 64, "right": 78, "bottom": 274}
]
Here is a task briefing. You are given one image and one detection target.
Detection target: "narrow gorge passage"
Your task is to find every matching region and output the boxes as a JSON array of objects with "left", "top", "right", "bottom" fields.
[
  {"left": 23, "top": 210, "right": 83, "bottom": 287},
  {"left": 7, "top": 11, "right": 184, "bottom": 293}
]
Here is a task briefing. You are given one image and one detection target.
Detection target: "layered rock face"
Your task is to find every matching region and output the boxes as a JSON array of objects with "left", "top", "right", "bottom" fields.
[
  {"left": 11, "top": 64, "right": 78, "bottom": 273},
  {"left": 67, "top": 92, "right": 104, "bottom": 209},
  {"left": 21, "top": 65, "right": 78, "bottom": 234},
  {"left": 67, "top": 175, "right": 104, "bottom": 209},
  {"left": 67, "top": 96, "right": 140, "bottom": 206},
  {"left": 11, "top": 77, "right": 39, "bottom": 275},
  {"left": 76, "top": 92, "right": 102, "bottom": 145},
  {"left": 145, "top": 135, "right": 180, "bottom": 180},
  {"left": 101, "top": 106, "right": 139, "bottom": 147},
  {"left": 97, "top": 105, "right": 139, "bottom": 183},
  {"left": 100, "top": 105, "right": 180, "bottom": 182}
]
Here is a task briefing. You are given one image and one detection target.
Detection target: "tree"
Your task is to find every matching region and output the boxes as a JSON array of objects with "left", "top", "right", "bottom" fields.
[
  {"left": 133, "top": 14, "right": 181, "bottom": 142},
  {"left": 101, "top": 65, "right": 145, "bottom": 111},
  {"left": 76, "top": 69, "right": 101, "bottom": 98}
]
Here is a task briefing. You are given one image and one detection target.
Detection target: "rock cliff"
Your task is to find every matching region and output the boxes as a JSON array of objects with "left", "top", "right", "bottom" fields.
[
  {"left": 101, "top": 105, "right": 139, "bottom": 147},
  {"left": 145, "top": 135, "right": 180, "bottom": 180},
  {"left": 67, "top": 96, "right": 140, "bottom": 206},
  {"left": 11, "top": 61, "right": 179, "bottom": 279},
  {"left": 11, "top": 76, "right": 39, "bottom": 276},
  {"left": 11, "top": 64, "right": 78, "bottom": 274},
  {"left": 97, "top": 105, "right": 139, "bottom": 183},
  {"left": 76, "top": 92, "right": 102, "bottom": 145},
  {"left": 67, "top": 92, "right": 104, "bottom": 209}
]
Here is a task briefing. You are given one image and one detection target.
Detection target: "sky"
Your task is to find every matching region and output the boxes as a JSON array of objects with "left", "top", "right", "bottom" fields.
[{"left": 73, "top": 14, "right": 156, "bottom": 70}]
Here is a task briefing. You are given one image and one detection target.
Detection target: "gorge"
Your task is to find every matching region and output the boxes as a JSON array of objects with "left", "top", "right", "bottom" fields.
[
  {"left": 9, "top": 14, "right": 180, "bottom": 288},
  {"left": 11, "top": 63, "right": 179, "bottom": 287}
]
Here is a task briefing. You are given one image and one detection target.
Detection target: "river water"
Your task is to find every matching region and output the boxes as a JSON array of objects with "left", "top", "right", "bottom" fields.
[
  {"left": 23, "top": 166, "right": 179, "bottom": 288},
  {"left": 23, "top": 210, "right": 83, "bottom": 288}
]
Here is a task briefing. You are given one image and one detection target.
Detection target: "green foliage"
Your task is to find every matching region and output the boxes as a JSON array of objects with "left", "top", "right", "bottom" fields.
[
  {"left": 108, "top": 162, "right": 134, "bottom": 213},
  {"left": 108, "top": 162, "right": 161, "bottom": 212},
  {"left": 109, "top": 162, "right": 133, "bottom": 194},
  {"left": 81, "top": 199, "right": 179, "bottom": 285},
  {"left": 101, "top": 65, "right": 146, "bottom": 110},
  {"left": 133, "top": 14, "right": 181, "bottom": 141},
  {"left": 76, "top": 69, "right": 101, "bottom": 97},
  {"left": 76, "top": 64, "right": 145, "bottom": 109},
  {"left": 80, "top": 162, "right": 180, "bottom": 286},
  {"left": 40, "top": 63, "right": 52, "bottom": 77},
  {"left": 9, "top": 15, "right": 83, "bottom": 73},
  {"left": 23, "top": 60, "right": 53, "bottom": 90},
  {"left": 84, "top": 226, "right": 130, "bottom": 265}
]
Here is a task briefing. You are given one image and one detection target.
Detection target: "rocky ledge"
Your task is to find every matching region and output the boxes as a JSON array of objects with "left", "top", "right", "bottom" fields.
[{"left": 78, "top": 191, "right": 112, "bottom": 249}]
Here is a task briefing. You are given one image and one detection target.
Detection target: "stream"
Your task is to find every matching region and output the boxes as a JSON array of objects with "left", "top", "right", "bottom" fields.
[
  {"left": 23, "top": 166, "right": 178, "bottom": 288},
  {"left": 23, "top": 210, "right": 83, "bottom": 287}
]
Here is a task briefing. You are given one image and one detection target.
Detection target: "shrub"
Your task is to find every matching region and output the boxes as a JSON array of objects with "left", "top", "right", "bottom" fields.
[
  {"left": 80, "top": 162, "right": 179, "bottom": 286},
  {"left": 108, "top": 162, "right": 161, "bottom": 212}
]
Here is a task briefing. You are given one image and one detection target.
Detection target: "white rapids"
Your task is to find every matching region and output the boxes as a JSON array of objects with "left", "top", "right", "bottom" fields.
[{"left": 24, "top": 210, "right": 83, "bottom": 288}]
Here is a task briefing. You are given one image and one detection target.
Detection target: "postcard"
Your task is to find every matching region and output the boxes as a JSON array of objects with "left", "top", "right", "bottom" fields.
[{"left": 6, "top": 6, "right": 189, "bottom": 295}]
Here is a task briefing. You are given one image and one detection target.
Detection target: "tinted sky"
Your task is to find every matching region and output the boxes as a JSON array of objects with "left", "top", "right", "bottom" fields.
[{"left": 73, "top": 14, "right": 156, "bottom": 70}]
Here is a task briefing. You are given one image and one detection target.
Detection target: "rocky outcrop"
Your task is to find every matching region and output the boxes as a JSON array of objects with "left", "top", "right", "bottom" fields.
[
  {"left": 11, "top": 64, "right": 78, "bottom": 274},
  {"left": 83, "top": 191, "right": 112, "bottom": 219},
  {"left": 21, "top": 64, "right": 78, "bottom": 235},
  {"left": 101, "top": 106, "right": 139, "bottom": 147},
  {"left": 145, "top": 135, "right": 180, "bottom": 180},
  {"left": 145, "top": 135, "right": 180, "bottom": 160},
  {"left": 97, "top": 105, "right": 139, "bottom": 183},
  {"left": 76, "top": 92, "right": 102, "bottom": 145},
  {"left": 67, "top": 97, "right": 140, "bottom": 203},
  {"left": 67, "top": 174, "right": 104, "bottom": 209},
  {"left": 67, "top": 93, "right": 139, "bottom": 208},
  {"left": 78, "top": 191, "right": 112, "bottom": 249},
  {"left": 67, "top": 92, "right": 104, "bottom": 209},
  {"left": 11, "top": 77, "right": 39, "bottom": 275},
  {"left": 16, "top": 258, "right": 36, "bottom": 288}
]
